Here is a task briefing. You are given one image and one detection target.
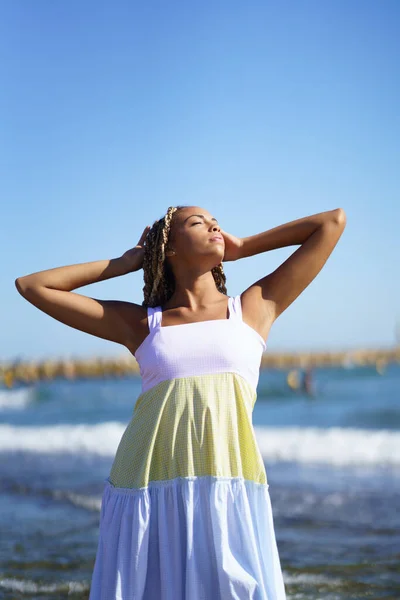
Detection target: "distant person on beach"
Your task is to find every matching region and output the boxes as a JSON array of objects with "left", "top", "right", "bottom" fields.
[
  {"left": 15, "top": 205, "right": 346, "bottom": 599},
  {"left": 286, "top": 367, "right": 316, "bottom": 397},
  {"left": 302, "top": 367, "right": 315, "bottom": 396}
]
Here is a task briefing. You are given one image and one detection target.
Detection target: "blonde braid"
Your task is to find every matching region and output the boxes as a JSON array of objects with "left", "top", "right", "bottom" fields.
[
  {"left": 150, "top": 207, "right": 178, "bottom": 298},
  {"left": 142, "top": 205, "right": 227, "bottom": 307},
  {"left": 212, "top": 262, "right": 227, "bottom": 295},
  {"left": 142, "top": 206, "right": 181, "bottom": 307}
]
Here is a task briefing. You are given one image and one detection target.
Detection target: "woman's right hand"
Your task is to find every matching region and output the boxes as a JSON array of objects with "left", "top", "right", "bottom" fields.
[{"left": 121, "top": 225, "right": 151, "bottom": 273}]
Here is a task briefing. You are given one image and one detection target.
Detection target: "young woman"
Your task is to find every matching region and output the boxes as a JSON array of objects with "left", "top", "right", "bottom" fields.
[{"left": 15, "top": 205, "right": 346, "bottom": 599}]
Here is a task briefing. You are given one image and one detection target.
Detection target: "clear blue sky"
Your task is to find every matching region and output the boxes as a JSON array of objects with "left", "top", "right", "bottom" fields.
[{"left": 1, "top": 1, "right": 399, "bottom": 361}]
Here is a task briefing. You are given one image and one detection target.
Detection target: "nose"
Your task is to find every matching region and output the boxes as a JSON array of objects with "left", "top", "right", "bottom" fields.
[{"left": 211, "top": 223, "right": 220, "bottom": 232}]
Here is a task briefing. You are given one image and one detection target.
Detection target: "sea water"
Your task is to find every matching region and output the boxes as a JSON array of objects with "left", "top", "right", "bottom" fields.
[{"left": 0, "top": 363, "right": 399, "bottom": 599}]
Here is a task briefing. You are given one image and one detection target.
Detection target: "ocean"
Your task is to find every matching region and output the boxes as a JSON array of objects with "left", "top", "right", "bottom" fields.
[{"left": 0, "top": 363, "right": 399, "bottom": 599}]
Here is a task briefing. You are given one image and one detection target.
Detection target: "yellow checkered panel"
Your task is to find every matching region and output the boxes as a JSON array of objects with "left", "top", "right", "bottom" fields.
[{"left": 109, "top": 372, "right": 267, "bottom": 489}]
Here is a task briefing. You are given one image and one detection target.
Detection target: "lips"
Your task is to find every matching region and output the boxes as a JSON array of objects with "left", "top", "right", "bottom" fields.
[{"left": 210, "top": 236, "right": 223, "bottom": 242}]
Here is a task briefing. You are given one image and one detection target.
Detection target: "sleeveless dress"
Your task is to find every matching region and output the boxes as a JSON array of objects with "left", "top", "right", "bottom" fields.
[{"left": 89, "top": 294, "right": 287, "bottom": 600}]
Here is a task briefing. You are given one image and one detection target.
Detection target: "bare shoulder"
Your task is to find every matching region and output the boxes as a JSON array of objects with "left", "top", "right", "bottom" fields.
[{"left": 239, "top": 287, "right": 275, "bottom": 344}]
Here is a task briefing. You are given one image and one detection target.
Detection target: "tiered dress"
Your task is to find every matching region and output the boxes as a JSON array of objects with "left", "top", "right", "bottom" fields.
[{"left": 89, "top": 294, "right": 287, "bottom": 599}]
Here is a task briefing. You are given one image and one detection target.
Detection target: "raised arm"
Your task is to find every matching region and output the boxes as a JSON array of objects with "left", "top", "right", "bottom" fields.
[
  {"left": 235, "top": 208, "right": 347, "bottom": 341},
  {"left": 15, "top": 226, "right": 150, "bottom": 350}
]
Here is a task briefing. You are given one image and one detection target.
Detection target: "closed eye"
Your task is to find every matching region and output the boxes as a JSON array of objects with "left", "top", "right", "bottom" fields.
[{"left": 190, "top": 219, "right": 220, "bottom": 227}]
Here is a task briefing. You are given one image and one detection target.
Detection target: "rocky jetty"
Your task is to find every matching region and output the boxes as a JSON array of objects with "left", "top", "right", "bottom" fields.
[{"left": 1, "top": 346, "right": 399, "bottom": 388}]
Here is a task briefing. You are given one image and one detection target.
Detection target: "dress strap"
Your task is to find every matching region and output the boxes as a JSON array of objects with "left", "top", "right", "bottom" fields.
[
  {"left": 229, "top": 294, "right": 243, "bottom": 321},
  {"left": 147, "top": 305, "right": 162, "bottom": 332}
]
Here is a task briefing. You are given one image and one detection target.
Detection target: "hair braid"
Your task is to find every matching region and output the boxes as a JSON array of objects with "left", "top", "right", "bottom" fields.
[{"left": 142, "top": 205, "right": 228, "bottom": 307}]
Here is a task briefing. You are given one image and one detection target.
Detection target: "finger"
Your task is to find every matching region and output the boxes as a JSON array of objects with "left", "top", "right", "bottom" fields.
[{"left": 139, "top": 226, "right": 150, "bottom": 243}]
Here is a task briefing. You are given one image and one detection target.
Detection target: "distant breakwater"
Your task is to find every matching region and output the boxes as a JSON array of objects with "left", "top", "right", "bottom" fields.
[{"left": 1, "top": 346, "right": 399, "bottom": 388}]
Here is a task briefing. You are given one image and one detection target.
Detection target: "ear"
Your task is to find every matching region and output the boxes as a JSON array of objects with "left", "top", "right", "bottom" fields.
[{"left": 165, "top": 248, "right": 176, "bottom": 257}]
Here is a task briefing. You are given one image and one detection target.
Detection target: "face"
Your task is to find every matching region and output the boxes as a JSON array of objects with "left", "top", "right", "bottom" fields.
[{"left": 166, "top": 206, "right": 225, "bottom": 266}]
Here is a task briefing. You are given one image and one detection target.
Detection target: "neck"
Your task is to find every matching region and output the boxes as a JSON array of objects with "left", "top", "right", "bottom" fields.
[{"left": 164, "top": 272, "right": 224, "bottom": 310}]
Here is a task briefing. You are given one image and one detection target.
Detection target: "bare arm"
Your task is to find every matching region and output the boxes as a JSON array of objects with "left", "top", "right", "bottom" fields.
[
  {"left": 15, "top": 226, "right": 150, "bottom": 348},
  {"left": 240, "top": 208, "right": 347, "bottom": 339}
]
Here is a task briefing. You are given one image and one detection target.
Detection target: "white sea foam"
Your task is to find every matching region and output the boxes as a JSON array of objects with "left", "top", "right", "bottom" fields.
[
  {"left": 283, "top": 572, "right": 341, "bottom": 585},
  {"left": 52, "top": 489, "right": 102, "bottom": 511},
  {"left": 255, "top": 425, "right": 400, "bottom": 466},
  {"left": 0, "top": 387, "right": 34, "bottom": 410},
  {"left": 0, "top": 422, "right": 124, "bottom": 455},
  {"left": 282, "top": 572, "right": 343, "bottom": 600},
  {"left": 0, "top": 577, "right": 89, "bottom": 594},
  {"left": 0, "top": 422, "right": 399, "bottom": 466}
]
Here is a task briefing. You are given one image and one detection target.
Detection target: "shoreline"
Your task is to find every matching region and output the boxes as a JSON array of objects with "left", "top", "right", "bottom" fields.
[{"left": 1, "top": 346, "right": 399, "bottom": 388}]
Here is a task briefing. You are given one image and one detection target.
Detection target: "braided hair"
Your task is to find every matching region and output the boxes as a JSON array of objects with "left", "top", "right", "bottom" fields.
[{"left": 142, "top": 205, "right": 227, "bottom": 307}]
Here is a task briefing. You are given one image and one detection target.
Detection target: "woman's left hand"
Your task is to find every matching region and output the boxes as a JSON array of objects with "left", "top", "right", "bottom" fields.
[{"left": 220, "top": 229, "right": 243, "bottom": 262}]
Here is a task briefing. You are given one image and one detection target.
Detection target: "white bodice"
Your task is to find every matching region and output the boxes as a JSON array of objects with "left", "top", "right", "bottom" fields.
[{"left": 135, "top": 294, "right": 266, "bottom": 393}]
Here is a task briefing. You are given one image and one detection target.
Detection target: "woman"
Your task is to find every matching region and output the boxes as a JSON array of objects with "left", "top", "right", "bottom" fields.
[{"left": 15, "top": 205, "right": 346, "bottom": 599}]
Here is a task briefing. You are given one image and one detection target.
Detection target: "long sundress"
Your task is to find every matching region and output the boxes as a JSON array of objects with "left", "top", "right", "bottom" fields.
[{"left": 89, "top": 294, "right": 287, "bottom": 600}]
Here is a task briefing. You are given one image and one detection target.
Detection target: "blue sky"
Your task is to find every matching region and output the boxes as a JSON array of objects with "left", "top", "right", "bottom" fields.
[{"left": 1, "top": 0, "right": 399, "bottom": 361}]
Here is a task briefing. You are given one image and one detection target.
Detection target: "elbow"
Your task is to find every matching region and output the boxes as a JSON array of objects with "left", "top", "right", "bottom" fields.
[
  {"left": 332, "top": 208, "right": 346, "bottom": 228},
  {"left": 15, "top": 276, "right": 33, "bottom": 297},
  {"left": 15, "top": 277, "right": 23, "bottom": 294}
]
